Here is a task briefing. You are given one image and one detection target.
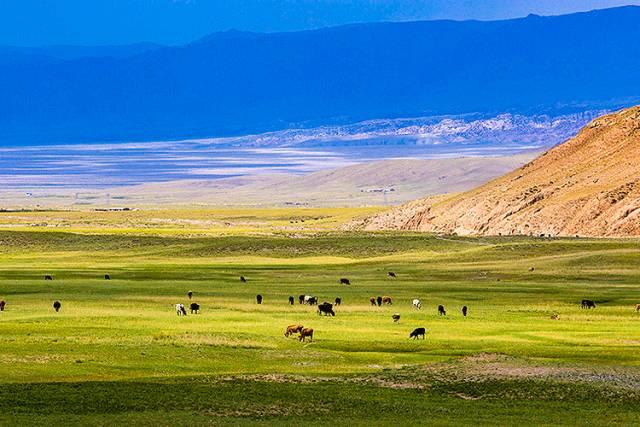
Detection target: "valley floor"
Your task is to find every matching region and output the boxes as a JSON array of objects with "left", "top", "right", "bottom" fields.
[{"left": 1, "top": 208, "right": 640, "bottom": 424}]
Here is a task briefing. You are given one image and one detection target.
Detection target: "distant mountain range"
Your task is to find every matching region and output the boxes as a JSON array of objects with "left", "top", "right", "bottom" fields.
[{"left": 1, "top": 6, "right": 639, "bottom": 145}]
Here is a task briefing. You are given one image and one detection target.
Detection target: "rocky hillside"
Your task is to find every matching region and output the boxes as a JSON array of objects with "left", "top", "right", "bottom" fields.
[{"left": 360, "top": 107, "right": 640, "bottom": 237}]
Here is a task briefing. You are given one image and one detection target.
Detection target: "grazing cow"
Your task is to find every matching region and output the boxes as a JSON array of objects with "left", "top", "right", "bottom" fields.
[
  {"left": 0, "top": 300, "right": 5, "bottom": 312},
  {"left": 339, "top": 278, "right": 351, "bottom": 285},
  {"left": 318, "top": 302, "right": 335, "bottom": 316},
  {"left": 382, "top": 296, "right": 392, "bottom": 305},
  {"left": 240, "top": 276, "right": 247, "bottom": 283},
  {"left": 581, "top": 299, "right": 596, "bottom": 309},
  {"left": 53, "top": 301, "right": 62, "bottom": 312},
  {"left": 370, "top": 297, "right": 376, "bottom": 306},
  {"left": 256, "top": 294, "right": 263, "bottom": 304},
  {"left": 388, "top": 272, "right": 397, "bottom": 278},
  {"left": 304, "top": 295, "right": 318, "bottom": 306},
  {"left": 190, "top": 303, "right": 200, "bottom": 314},
  {"left": 187, "top": 291, "right": 193, "bottom": 300},
  {"left": 392, "top": 313, "right": 400, "bottom": 323},
  {"left": 288, "top": 296, "right": 295, "bottom": 305},
  {"left": 44, "top": 275, "right": 53, "bottom": 281},
  {"left": 529, "top": 267, "right": 535, "bottom": 272},
  {"left": 104, "top": 274, "right": 111, "bottom": 280},
  {"left": 409, "top": 327, "right": 426, "bottom": 340},
  {"left": 284, "top": 324, "right": 304, "bottom": 337},
  {"left": 299, "top": 328, "right": 314, "bottom": 342},
  {"left": 176, "top": 303, "right": 187, "bottom": 316},
  {"left": 412, "top": 299, "right": 422, "bottom": 310},
  {"left": 334, "top": 297, "right": 341, "bottom": 306},
  {"left": 438, "top": 305, "right": 446, "bottom": 316},
  {"left": 550, "top": 312, "right": 559, "bottom": 320},
  {"left": 462, "top": 306, "right": 468, "bottom": 317},
  {"left": 636, "top": 304, "right": 640, "bottom": 313},
  {"left": 299, "top": 294, "right": 305, "bottom": 304},
  {"left": 376, "top": 296, "right": 383, "bottom": 307}
]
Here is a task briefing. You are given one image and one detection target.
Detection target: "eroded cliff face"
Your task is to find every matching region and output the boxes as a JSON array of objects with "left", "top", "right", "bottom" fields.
[{"left": 360, "top": 107, "right": 640, "bottom": 237}]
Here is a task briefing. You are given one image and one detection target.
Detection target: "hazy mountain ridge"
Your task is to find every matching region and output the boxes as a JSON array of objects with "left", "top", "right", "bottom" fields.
[
  {"left": 1, "top": 6, "right": 638, "bottom": 145},
  {"left": 189, "top": 110, "right": 606, "bottom": 149}
]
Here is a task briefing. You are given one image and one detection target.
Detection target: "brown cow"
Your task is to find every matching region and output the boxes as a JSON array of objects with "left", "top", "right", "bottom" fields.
[
  {"left": 370, "top": 297, "right": 376, "bottom": 306},
  {"left": 299, "top": 328, "right": 314, "bottom": 342},
  {"left": 635, "top": 304, "right": 640, "bottom": 313},
  {"left": 285, "top": 324, "right": 304, "bottom": 337},
  {"left": 382, "top": 296, "right": 392, "bottom": 305},
  {"left": 0, "top": 300, "right": 5, "bottom": 312}
]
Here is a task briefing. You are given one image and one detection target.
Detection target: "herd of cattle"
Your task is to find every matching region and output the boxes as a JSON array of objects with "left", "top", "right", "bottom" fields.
[{"left": 0, "top": 274, "right": 635, "bottom": 342}]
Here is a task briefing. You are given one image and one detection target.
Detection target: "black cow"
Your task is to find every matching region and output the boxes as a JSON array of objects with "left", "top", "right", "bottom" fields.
[
  {"left": 190, "top": 303, "right": 200, "bottom": 314},
  {"left": 53, "top": 301, "right": 61, "bottom": 312},
  {"left": 339, "top": 278, "right": 351, "bottom": 285},
  {"left": 462, "top": 306, "right": 468, "bottom": 317},
  {"left": 376, "top": 296, "right": 382, "bottom": 307},
  {"left": 409, "top": 327, "right": 426, "bottom": 339},
  {"left": 318, "top": 302, "right": 335, "bottom": 316},
  {"left": 298, "top": 294, "right": 305, "bottom": 305},
  {"left": 240, "top": 276, "right": 247, "bottom": 283},
  {"left": 256, "top": 294, "right": 263, "bottom": 304},
  {"left": 582, "top": 299, "right": 596, "bottom": 309},
  {"left": 388, "top": 272, "right": 397, "bottom": 278},
  {"left": 104, "top": 274, "right": 111, "bottom": 280},
  {"left": 334, "top": 297, "right": 341, "bottom": 306},
  {"left": 0, "top": 300, "right": 5, "bottom": 312},
  {"left": 392, "top": 313, "right": 400, "bottom": 323},
  {"left": 438, "top": 305, "right": 446, "bottom": 316},
  {"left": 44, "top": 275, "right": 53, "bottom": 281},
  {"left": 187, "top": 291, "right": 193, "bottom": 300},
  {"left": 306, "top": 296, "right": 318, "bottom": 306},
  {"left": 288, "top": 296, "right": 295, "bottom": 305}
]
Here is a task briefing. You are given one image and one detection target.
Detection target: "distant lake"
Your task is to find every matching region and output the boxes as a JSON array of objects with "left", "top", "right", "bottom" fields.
[{"left": 0, "top": 139, "right": 544, "bottom": 189}]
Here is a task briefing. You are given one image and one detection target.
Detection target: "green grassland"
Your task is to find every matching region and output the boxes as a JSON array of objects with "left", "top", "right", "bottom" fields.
[{"left": 1, "top": 208, "right": 640, "bottom": 425}]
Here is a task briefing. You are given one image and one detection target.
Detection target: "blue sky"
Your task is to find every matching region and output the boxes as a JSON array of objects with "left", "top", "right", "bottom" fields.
[{"left": 1, "top": 0, "right": 640, "bottom": 46}]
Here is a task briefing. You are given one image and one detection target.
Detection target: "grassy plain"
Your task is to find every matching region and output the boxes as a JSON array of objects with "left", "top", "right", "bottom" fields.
[{"left": 1, "top": 208, "right": 640, "bottom": 425}]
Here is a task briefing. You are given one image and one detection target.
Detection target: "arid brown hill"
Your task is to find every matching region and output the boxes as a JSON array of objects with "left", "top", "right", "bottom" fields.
[{"left": 360, "top": 106, "right": 640, "bottom": 237}]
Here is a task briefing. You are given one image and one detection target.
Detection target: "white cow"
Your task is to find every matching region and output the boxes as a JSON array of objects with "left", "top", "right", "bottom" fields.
[
  {"left": 412, "top": 299, "right": 422, "bottom": 310},
  {"left": 176, "top": 303, "right": 187, "bottom": 316}
]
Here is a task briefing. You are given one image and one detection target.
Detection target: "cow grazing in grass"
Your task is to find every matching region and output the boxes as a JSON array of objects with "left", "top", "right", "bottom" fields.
[
  {"left": 392, "top": 313, "right": 400, "bottom": 323},
  {"left": 636, "top": 304, "right": 640, "bottom": 313},
  {"left": 44, "top": 275, "right": 53, "bottom": 281},
  {"left": 409, "top": 327, "right": 426, "bottom": 339},
  {"left": 304, "top": 295, "right": 318, "bottom": 306},
  {"left": 334, "top": 297, "right": 341, "bottom": 306},
  {"left": 438, "top": 305, "right": 446, "bottom": 316},
  {"left": 388, "top": 272, "right": 397, "bottom": 278},
  {"left": 370, "top": 297, "right": 376, "bottom": 306},
  {"left": 339, "top": 278, "right": 351, "bottom": 285},
  {"left": 462, "top": 306, "right": 468, "bottom": 317},
  {"left": 299, "top": 295, "right": 305, "bottom": 304},
  {"left": 256, "top": 294, "right": 263, "bottom": 305},
  {"left": 104, "top": 274, "right": 110, "bottom": 280},
  {"left": 190, "top": 303, "right": 200, "bottom": 314},
  {"left": 581, "top": 299, "right": 596, "bottom": 309},
  {"left": 0, "top": 300, "right": 5, "bottom": 312},
  {"left": 285, "top": 324, "right": 304, "bottom": 337},
  {"left": 299, "top": 328, "right": 314, "bottom": 342},
  {"left": 240, "top": 276, "right": 247, "bottom": 283},
  {"left": 550, "top": 312, "right": 559, "bottom": 320},
  {"left": 187, "top": 291, "right": 193, "bottom": 300},
  {"left": 412, "top": 299, "right": 421, "bottom": 310},
  {"left": 288, "top": 296, "right": 295, "bottom": 305},
  {"left": 318, "top": 302, "right": 335, "bottom": 316},
  {"left": 376, "top": 296, "right": 383, "bottom": 307},
  {"left": 176, "top": 303, "right": 187, "bottom": 316},
  {"left": 382, "top": 296, "right": 392, "bottom": 305},
  {"left": 53, "top": 301, "right": 62, "bottom": 312}
]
